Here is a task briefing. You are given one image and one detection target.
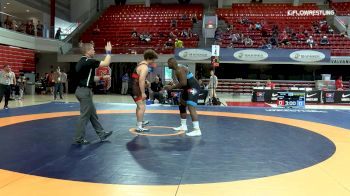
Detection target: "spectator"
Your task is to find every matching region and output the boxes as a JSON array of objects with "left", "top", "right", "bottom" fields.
[
  {"left": 36, "top": 20, "right": 43, "bottom": 37},
  {"left": 243, "top": 36, "right": 253, "bottom": 46},
  {"left": 261, "top": 39, "right": 272, "bottom": 49},
  {"left": 208, "top": 70, "right": 218, "bottom": 98},
  {"left": 171, "top": 19, "right": 177, "bottom": 28},
  {"left": 255, "top": 22, "right": 262, "bottom": 30},
  {"left": 17, "top": 75, "right": 26, "bottom": 100},
  {"left": 306, "top": 36, "right": 315, "bottom": 48},
  {"left": 327, "top": 27, "right": 334, "bottom": 34},
  {"left": 269, "top": 36, "right": 278, "bottom": 46},
  {"left": 265, "top": 79, "right": 275, "bottom": 89},
  {"left": 198, "top": 79, "right": 206, "bottom": 90},
  {"left": 11, "top": 19, "right": 17, "bottom": 31},
  {"left": 53, "top": 67, "right": 63, "bottom": 100},
  {"left": 335, "top": 76, "right": 343, "bottom": 90},
  {"left": 175, "top": 38, "right": 184, "bottom": 48},
  {"left": 320, "top": 35, "right": 329, "bottom": 45},
  {"left": 280, "top": 32, "right": 290, "bottom": 45},
  {"left": 90, "top": 40, "right": 95, "bottom": 46},
  {"left": 182, "top": 13, "right": 188, "bottom": 20},
  {"left": 191, "top": 14, "right": 198, "bottom": 24},
  {"left": 131, "top": 28, "right": 137, "bottom": 38},
  {"left": 181, "top": 29, "right": 189, "bottom": 38},
  {"left": 55, "top": 27, "right": 62, "bottom": 39},
  {"left": 93, "top": 25, "right": 100, "bottom": 35},
  {"left": 4, "top": 16, "right": 12, "bottom": 29},
  {"left": 150, "top": 76, "right": 164, "bottom": 103},
  {"left": 165, "top": 39, "right": 174, "bottom": 48},
  {"left": 296, "top": 32, "right": 306, "bottom": 43},
  {"left": 340, "top": 31, "right": 348, "bottom": 38},
  {"left": 121, "top": 72, "right": 129, "bottom": 95}
]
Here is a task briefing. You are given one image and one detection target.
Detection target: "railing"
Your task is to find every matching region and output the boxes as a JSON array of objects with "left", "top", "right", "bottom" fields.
[
  {"left": 0, "top": 11, "right": 48, "bottom": 38},
  {"left": 59, "top": 4, "right": 100, "bottom": 54}
]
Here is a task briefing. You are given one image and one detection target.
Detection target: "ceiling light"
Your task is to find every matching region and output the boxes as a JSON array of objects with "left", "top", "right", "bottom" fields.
[
  {"left": 26, "top": 9, "right": 30, "bottom": 12},
  {"left": 6, "top": 2, "right": 10, "bottom": 5}
]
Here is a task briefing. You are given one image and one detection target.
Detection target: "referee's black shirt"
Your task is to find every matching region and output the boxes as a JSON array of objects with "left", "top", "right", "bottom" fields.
[{"left": 76, "top": 56, "right": 100, "bottom": 88}]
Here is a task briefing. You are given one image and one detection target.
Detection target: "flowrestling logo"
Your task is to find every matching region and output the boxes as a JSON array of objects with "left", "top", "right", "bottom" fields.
[
  {"left": 234, "top": 49, "right": 268, "bottom": 61},
  {"left": 290, "top": 50, "right": 326, "bottom": 62},
  {"left": 178, "top": 49, "right": 211, "bottom": 60},
  {"left": 287, "top": 10, "right": 335, "bottom": 16}
]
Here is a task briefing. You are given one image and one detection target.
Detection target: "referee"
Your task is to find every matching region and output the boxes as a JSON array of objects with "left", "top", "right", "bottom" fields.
[{"left": 74, "top": 41, "right": 113, "bottom": 145}]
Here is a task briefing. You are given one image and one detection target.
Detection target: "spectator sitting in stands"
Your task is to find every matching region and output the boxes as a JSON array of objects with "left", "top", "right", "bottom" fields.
[
  {"left": 181, "top": 29, "right": 189, "bottom": 38},
  {"left": 255, "top": 22, "right": 262, "bottom": 30},
  {"left": 261, "top": 39, "right": 272, "bottom": 49},
  {"left": 335, "top": 76, "right": 343, "bottom": 90},
  {"left": 187, "top": 28, "right": 193, "bottom": 38},
  {"left": 182, "top": 13, "right": 188, "bottom": 20},
  {"left": 140, "top": 33, "right": 151, "bottom": 43},
  {"left": 291, "top": 32, "right": 297, "bottom": 41},
  {"left": 314, "top": 26, "right": 321, "bottom": 34},
  {"left": 306, "top": 36, "right": 315, "bottom": 48},
  {"left": 303, "top": 29, "right": 309, "bottom": 37},
  {"left": 243, "top": 36, "right": 253, "bottom": 46},
  {"left": 240, "top": 17, "right": 249, "bottom": 25},
  {"left": 131, "top": 28, "right": 137, "bottom": 38},
  {"left": 280, "top": 31, "right": 290, "bottom": 45},
  {"left": 327, "top": 27, "right": 334, "bottom": 34},
  {"left": 171, "top": 19, "right": 177, "bottom": 28},
  {"left": 269, "top": 36, "right": 278, "bottom": 47},
  {"left": 296, "top": 32, "right": 306, "bottom": 43},
  {"left": 90, "top": 40, "right": 94, "bottom": 46},
  {"left": 191, "top": 14, "right": 198, "bottom": 24},
  {"left": 164, "top": 39, "right": 174, "bottom": 48},
  {"left": 340, "top": 31, "right": 348, "bottom": 37},
  {"left": 175, "top": 38, "right": 184, "bottom": 48},
  {"left": 93, "top": 25, "right": 100, "bottom": 35},
  {"left": 230, "top": 33, "right": 239, "bottom": 42},
  {"left": 169, "top": 30, "right": 177, "bottom": 39},
  {"left": 320, "top": 36, "right": 330, "bottom": 45},
  {"left": 261, "top": 26, "right": 268, "bottom": 37}
]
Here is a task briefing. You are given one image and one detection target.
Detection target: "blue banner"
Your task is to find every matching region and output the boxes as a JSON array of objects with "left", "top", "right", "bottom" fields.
[{"left": 175, "top": 48, "right": 331, "bottom": 63}]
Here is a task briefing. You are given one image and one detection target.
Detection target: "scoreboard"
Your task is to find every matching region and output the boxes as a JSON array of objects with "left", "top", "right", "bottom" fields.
[{"left": 277, "top": 92, "right": 305, "bottom": 108}]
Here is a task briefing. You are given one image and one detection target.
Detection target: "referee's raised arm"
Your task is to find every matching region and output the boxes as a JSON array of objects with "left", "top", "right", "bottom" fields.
[{"left": 99, "top": 41, "right": 112, "bottom": 67}]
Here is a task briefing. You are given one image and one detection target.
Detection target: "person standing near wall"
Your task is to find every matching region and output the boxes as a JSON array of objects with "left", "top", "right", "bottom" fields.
[
  {"left": 53, "top": 67, "right": 63, "bottom": 100},
  {"left": 0, "top": 65, "right": 16, "bottom": 109},
  {"left": 208, "top": 70, "right": 218, "bottom": 98},
  {"left": 121, "top": 72, "right": 129, "bottom": 95}
]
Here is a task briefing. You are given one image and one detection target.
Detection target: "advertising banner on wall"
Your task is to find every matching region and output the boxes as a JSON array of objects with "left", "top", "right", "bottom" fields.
[{"left": 175, "top": 48, "right": 331, "bottom": 63}]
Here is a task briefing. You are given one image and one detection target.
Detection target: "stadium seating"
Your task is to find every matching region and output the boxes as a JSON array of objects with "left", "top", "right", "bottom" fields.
[
  {"left": 331, "top": 2, "right": 350, "bottom": 16},
  {"left": 216, "top": 3, "right": 350, "bottom": 56},
  {"left": 80, "top": 4, "right": 203, "bottom": 54},
  {"left": 0, "top": 44, "right": 35, "bottom": 75}
]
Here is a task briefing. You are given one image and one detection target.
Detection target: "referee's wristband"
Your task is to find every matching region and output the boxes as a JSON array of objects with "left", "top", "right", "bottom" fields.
[{"left": 106, "top": 51, "right": 112, "bottom": 55}]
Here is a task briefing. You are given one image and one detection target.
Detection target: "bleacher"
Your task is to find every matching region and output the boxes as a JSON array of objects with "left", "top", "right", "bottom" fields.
[
  {"left": 331, "top": 2, "right": 350, "bottom": 16},
  {"left": 80, "top": 4, "right": 203, "bottom": 54},
  {"left": 216, "top": 3, "right": 350, "bottom": 56}
]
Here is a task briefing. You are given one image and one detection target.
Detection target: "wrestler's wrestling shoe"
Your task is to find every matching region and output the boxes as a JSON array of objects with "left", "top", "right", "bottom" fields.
[
  {"left": 173, "top": 126, "right": 188, "bottom": 132},
  {"left": 136, "top": 127, "right": 150, "bottom": 133},
  {"left": 142, "top": 120, "right": 150, "bottom": 126},
  {"left": 186, "top": 129, "right": 202, "bottom": 136}
]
